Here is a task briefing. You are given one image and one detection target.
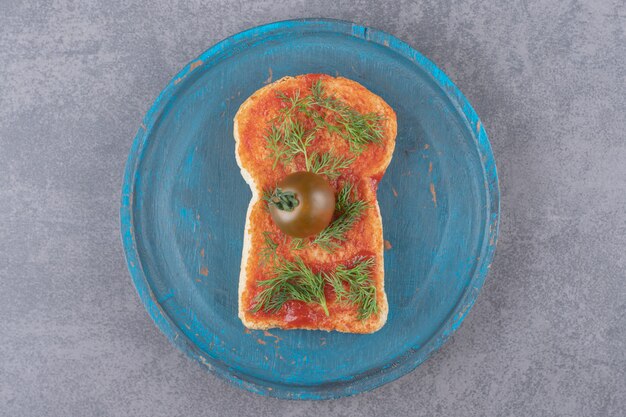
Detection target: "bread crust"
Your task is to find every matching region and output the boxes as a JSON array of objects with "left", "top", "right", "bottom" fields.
[{"left": 233, "top": 74, "right": 396, "bottom": 333}]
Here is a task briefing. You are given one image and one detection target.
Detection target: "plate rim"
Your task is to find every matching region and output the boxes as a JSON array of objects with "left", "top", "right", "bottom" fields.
[{"left": 120, "top": 18, "right": 500, "bottom": 400}]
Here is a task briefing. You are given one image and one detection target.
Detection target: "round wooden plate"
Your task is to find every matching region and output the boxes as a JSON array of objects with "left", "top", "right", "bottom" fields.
[{"left": 121, "top": 19, "right": 499, "bottom": 399}]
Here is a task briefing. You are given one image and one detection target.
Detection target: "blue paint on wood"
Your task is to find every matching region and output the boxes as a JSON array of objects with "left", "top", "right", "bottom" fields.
[{"left": 120, "top": 18, "right": 500, "bottom": 400}]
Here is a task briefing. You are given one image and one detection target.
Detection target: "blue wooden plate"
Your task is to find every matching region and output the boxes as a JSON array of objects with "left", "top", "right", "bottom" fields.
[{"left": 121, "top": 19, "right": 499, "bottom": 400}]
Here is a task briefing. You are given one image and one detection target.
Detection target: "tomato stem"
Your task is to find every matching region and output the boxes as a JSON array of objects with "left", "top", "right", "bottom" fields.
[{"left": 266, "top": 188, "right": 299, "bottom": 212}]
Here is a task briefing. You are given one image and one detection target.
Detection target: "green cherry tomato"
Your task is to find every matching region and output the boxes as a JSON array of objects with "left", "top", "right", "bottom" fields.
[{"left": 267, "top": 171, "right": 335, "bottom": 238}]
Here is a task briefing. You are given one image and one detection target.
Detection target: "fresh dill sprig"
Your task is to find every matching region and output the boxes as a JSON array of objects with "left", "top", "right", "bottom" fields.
[
  {"left": 277, "top": 89, "right": 312, "bottom": 115},
  {"left": 282, "top": 121, "right": 316, "bottom": 168},
  {"left": 266, "top": 112, "right": 317, "bottom": 171},
  {"left": 251, "top": 257, "right": 328, "bottom": 315},
  {"left": 309, "top": 80, "right": 384, "bottom": 154},
  {"left": 326, "top": 257, "right": 377, "bottom": 319},
  {"left": 264, "top": 89, "right": 308, "bottom": 169},
  {"left": 264, "top": 125, "right": 289, "bottom": 169},
  {"left": 311, "top": 183, "right": 369, "bottom": 251},
  {"left": 265, "top": 80, "right": 382, "bottom": 175},
  {"left": 335, "top": 182, "right": 356, "bottom": 211},
  {"left": 250, "top": 278, "right": 289, "bottom": 314},
  {"left": 308, "top": 152, "right": 355, "bottom": 180},
  {"left": 275, "top": 89, "right": 311, "bottom": 146},
  {"left": 252, "top": 256, "right": 377, "bottom": 320},
  {"left": 259, "top": 232, "right": 279, "bottom": 266},
  {"left": 290, "top": 238, "right": 307, "bottom": 251}
]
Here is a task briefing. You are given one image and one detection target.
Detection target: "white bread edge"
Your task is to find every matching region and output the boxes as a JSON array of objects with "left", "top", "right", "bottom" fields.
[
  {"left": 233, "top": 105, "right": 260, "bottom": 329},
  {"left": 372, "top": 199, "right": 389, "bottom": 331}
]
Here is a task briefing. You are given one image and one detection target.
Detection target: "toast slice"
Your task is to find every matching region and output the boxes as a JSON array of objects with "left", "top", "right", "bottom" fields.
[{"left": 234, "top": 74, "right": 397, "bottom": 333}]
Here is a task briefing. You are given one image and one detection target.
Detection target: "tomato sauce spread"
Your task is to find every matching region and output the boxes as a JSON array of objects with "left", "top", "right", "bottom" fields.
[{"left": 235, "top": 74, "right": 397, "bottom": 333}]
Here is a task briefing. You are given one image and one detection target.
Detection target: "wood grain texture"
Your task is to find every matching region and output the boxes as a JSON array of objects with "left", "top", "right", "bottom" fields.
[{"left": 120, "top": 19, "right": 499, "bottom": 399}]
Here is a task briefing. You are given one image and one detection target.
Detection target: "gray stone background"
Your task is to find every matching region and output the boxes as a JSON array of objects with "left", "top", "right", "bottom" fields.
[{"left": 1, "top": 0, "right": 625, "bottom": 416}]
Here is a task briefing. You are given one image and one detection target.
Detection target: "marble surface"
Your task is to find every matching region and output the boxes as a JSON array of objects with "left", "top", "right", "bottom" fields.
[{"left": 1, "top": 1, "right": 624, "bottom": 416}]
